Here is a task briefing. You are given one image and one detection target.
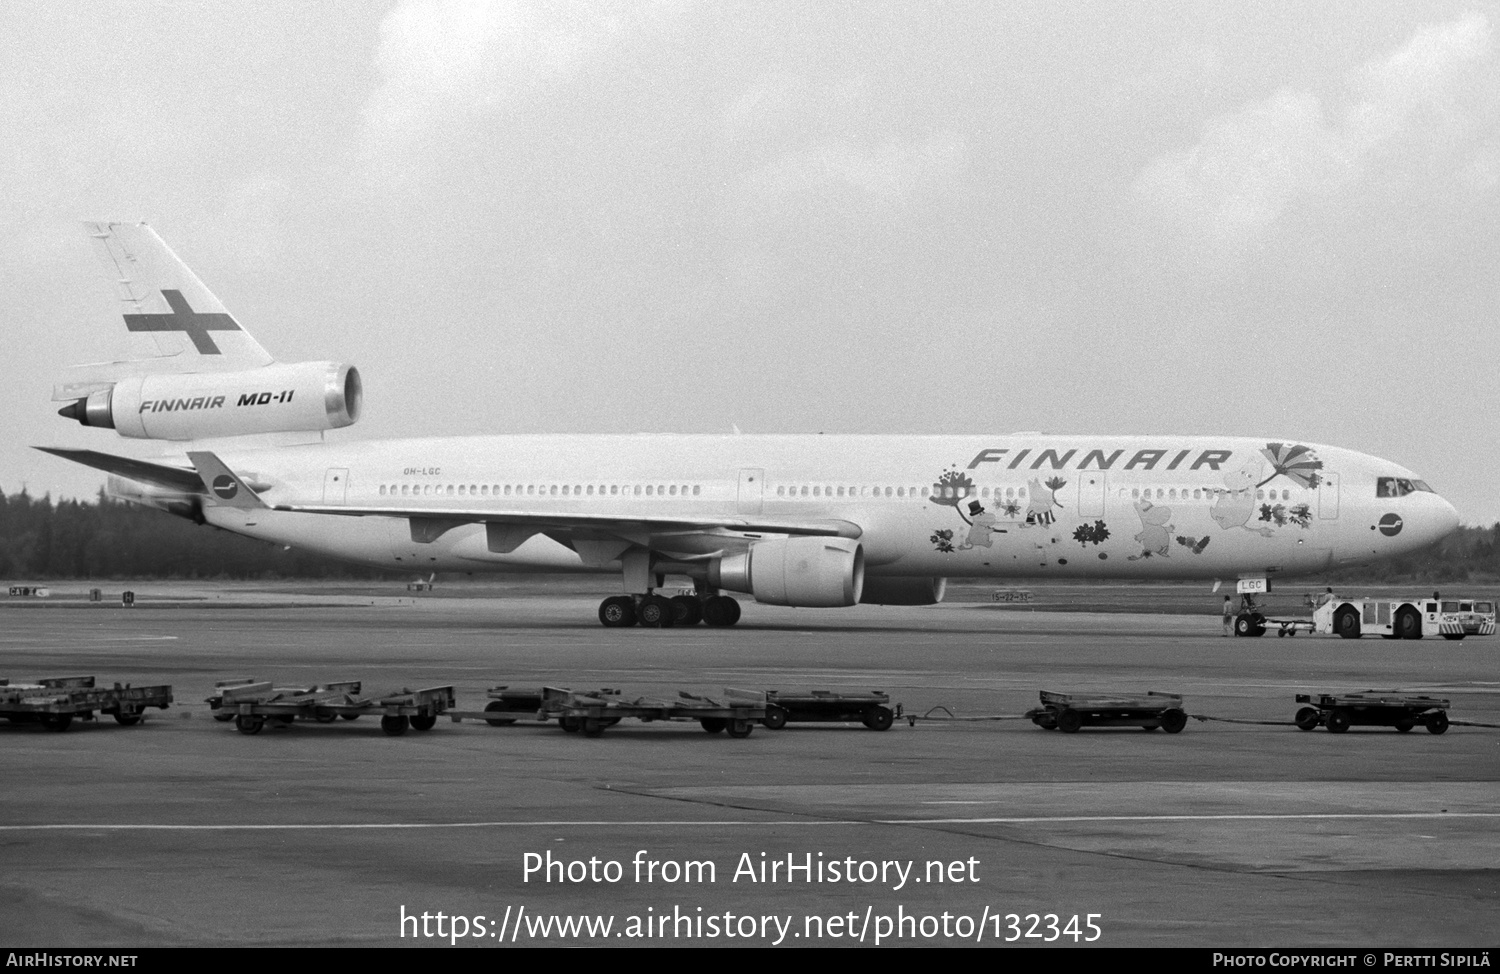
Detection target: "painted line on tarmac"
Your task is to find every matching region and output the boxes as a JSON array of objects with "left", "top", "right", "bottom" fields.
[
  {"left": 0, "top": 820, "right": 859, "bottom": 832},
  {"left": 5, "top": 811, "right": 1500, "bottom": 832},
  {"left": 896, "top": 812, "right": 1500, "bottom": 823}
]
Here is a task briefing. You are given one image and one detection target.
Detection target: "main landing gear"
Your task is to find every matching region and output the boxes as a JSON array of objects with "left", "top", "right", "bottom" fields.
[{"left": 597, "top": 593, "right": 742, "bottom": 629}]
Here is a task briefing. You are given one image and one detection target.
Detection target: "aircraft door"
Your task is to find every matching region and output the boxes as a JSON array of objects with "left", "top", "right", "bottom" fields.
[
  {"left": 737, "top": 467, "right": 764, "bottom": 515},
  {"left": 1077, "top": 472, "right": 1106, "bottom": 518},
  {"left": 1317, "top": 472, "right": 1339, "bottom": 519},
  {"left": 323, "top": 468, "right": 349, "bottom": 506}
]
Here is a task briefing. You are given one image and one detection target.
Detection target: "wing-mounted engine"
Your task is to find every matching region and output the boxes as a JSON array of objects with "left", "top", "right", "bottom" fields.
[
  {"left": 57, "top": 361, "right": 361, "bottom": 440},
  {"left": 709, "top": 537, "right": 865, "bottom": 607},
  {"left": 859, "top": 576, "right": 947, "bottom": 606}
]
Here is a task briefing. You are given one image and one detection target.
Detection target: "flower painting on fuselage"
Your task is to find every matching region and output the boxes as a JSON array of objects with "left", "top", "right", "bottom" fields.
[{"left": 928, "top": 442, "right": 1327, "bottom": 558}]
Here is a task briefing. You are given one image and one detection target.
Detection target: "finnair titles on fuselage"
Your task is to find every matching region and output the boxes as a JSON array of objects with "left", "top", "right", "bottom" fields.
[{"left": 42, "top": 222, "right": 1460, "bottom": 628}]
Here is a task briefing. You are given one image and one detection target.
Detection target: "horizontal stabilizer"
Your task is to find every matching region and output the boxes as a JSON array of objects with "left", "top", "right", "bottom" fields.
[{"left": 34, "top": 447, "right": 204, "bottom": 494}]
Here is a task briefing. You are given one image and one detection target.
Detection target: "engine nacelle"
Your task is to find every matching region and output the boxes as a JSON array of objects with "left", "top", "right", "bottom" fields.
[
  {"left": 59, "top": 362, "right": 361, "bottom": 440},
  {"left": 710, "top": 537, "right": 864, "bottom": 607},
  {"left": 859, "top": 576, "right": 947, "bottom": 606}
]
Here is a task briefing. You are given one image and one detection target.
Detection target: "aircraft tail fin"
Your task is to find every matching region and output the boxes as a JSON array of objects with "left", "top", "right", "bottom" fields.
[{"left": 79, "top": 222, "right": 275, "bottom": 376}]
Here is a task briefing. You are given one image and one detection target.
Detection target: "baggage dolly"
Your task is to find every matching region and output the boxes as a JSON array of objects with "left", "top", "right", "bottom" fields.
[
  {"left": 760, "top": 689, "right": 898, "bottom": 730},
  {"left": 540, "top": 686, "right": 767, "bottom": 738},
  {"left": 1294, "top": 692, "right": 1450, "bottom": 734},
  {"left": 460, "top": 686, "right": 551, "bottom": 727},
  {"left": 1027, "top": 690, "right": 1188, "bottom": 734},
  {"left": 207, "top": 679, "right": 455, "bottom": 736},
  {"left": 0, "top": 676, "right": 172, "bottom": 731}
]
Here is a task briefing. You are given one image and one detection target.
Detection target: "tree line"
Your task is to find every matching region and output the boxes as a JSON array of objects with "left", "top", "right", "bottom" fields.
[
  {"left": 1, "top": 489, "right": 1497, "bottom": 582},
  {"left": 0, "top": 490, "right": 396, "bottom": 579}
]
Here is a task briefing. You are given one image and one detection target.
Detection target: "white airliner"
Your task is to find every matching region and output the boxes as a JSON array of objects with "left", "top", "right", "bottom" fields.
[{"left": 42, "top": 223, "right": 1460, "bottom": 630}]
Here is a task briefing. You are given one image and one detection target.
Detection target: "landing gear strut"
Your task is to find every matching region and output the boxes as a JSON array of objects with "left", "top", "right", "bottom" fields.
[{"left": 596, "top": 592, "right": 740, "bottom": 629}]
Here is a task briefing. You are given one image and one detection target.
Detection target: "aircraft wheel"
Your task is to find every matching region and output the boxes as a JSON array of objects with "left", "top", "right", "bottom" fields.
[
  {"left": 113, "top": 713, "right": 142, "bottom": 727},
  {"left": 1234, "top": 614, "right": 1254, "bottom": 637},
  {"left": 703, "top": 596, "right": 741, "bottom": 627},
  {"left": 1295, "top": 707, "right": 1321, "bottom": 731},
  {"left": 863, "top": 706, "right": 894, "bottom": 731},
  {"left": 484, "top": 701, "right": 517, "bottom": 727},
  {"left": 409, "top": 714, "right": 437, "bottom": 732},
  {"left": 598, "top": 596, "right": 638, "bottom": 628},
  {"left": 700, "top": 717, "right": 727, "bottom": 734},
  {"left": 235, "top": 714, "right": 264, "bottom": 735},
  {"left": 1426, "top": 712, "right": 1450, "bottom": 735},
  {"left": 1335, "top": 607, "right": 1361, "bottom": 639},
  {"left": 1325, "top": 710, "right": 1351, "bottom": 734},
  {"left": 762, "top": 707, "right": 787, "bottom": 730},
  {"left": 1056, "top": 709, "right": 1083, "bottom": 734},
  {"left": 381, "top": 715, "right": 410, "bottom": 736},
  {"left": 669, "top": 595, "right": 703, "bottom": 626},
  {"left": 726, "top": 719, "right": 753, "bottom": 739},
  {"left": 1159, "top": 709, "right": 1188, "bottom": 734},
  {"left": 637, "top": 595, "right": 675, "bottom": 628},
  {"left": 1395, "top": 608, "right": 1423, "bottom": 640}
]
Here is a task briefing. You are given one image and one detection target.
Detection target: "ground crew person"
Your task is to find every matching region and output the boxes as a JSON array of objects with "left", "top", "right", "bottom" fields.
[{"left": 1222, "top": 595, "right": 1234, "bottom": 636}]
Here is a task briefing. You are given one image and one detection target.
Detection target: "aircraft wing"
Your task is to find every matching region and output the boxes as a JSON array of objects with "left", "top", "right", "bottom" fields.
[
  {"left": 34, "top": 447, "right": 205, "bottom": 494},
  {"left": 275, "top": 502, "right": 863, "bottom": 541}
]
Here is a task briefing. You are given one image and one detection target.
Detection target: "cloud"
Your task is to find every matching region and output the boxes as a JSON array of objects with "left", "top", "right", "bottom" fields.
[
  {"left": 361, "top": 0, "right": 686, "bottom": 168},
  {"left": 1131, "top": 12, "right": 1500, "bottom": 268},
  {"left": 742, "top": 132, "right": 968, "bottom": 214}
]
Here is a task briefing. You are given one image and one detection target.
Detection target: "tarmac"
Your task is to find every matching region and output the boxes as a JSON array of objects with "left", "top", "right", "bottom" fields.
[{"left": 1, "top": 582, "right": 1497, "bottom": 948}]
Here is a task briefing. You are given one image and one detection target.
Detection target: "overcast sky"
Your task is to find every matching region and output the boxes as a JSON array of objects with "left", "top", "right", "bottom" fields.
[{"left": 4, "top": 1, "right": 1497, "bottom": 524}]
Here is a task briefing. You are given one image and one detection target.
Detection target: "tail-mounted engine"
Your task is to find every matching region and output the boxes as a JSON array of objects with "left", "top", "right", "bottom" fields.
[
  {"left": 58, "top": 362, "right": 361, "bottom": 440},
  {"left": 710, "top": 537, "right": 865, "bottom": 607}
]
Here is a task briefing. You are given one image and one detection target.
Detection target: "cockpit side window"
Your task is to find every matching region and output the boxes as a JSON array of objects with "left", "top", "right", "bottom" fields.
[{"left": 1375, "top": 477, "right": 1425, "bottom": 497}]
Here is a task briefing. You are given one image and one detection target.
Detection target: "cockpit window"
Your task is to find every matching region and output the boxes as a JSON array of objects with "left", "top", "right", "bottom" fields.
[{"left": 1376, "top": 477, "right": 1426, "bottom": 497}]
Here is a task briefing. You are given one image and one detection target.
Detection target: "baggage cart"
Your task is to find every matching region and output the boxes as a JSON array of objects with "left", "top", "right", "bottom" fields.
[
  {"left": 1294, "top": 692, "right": 1450, "bottom": 734},
  {"left": 1027, "top": 690, "right": 1188, "bottom": 734},
  {"left": 540, "top": 686, "right": 767, "bottom": 738},
  {"left": 760, "top": 689, "right": 897, "bottom": 730},
  {"left": 207, "top": 678, "right": 454, "bottom": 736},
  {"left": 0, "top": 676, "right": 172, "bottom": 731}
]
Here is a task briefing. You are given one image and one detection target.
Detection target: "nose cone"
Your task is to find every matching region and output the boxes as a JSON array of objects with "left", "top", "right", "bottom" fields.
[
  {"left": 1437, "top": 496, "right": 1461, "bottom": 539},
  {"left": 1411, "top": 494, "right": 1461, "bottom": 547}
]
